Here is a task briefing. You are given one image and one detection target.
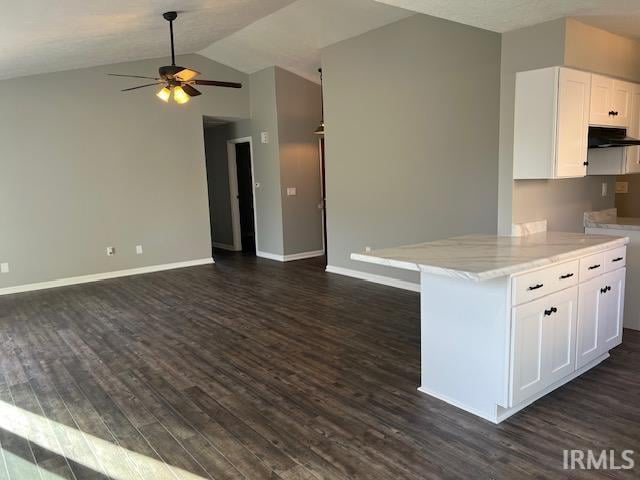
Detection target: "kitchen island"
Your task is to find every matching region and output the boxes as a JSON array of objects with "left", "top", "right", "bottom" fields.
[{"left": 352, "top": 231, "right": 629, "bottom": 423}]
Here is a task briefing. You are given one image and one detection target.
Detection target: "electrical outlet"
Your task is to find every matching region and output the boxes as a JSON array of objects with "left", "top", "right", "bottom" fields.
[
  {"left": 0, "top": 263, "right": 9, "bottom": 273},
  {"left": 287, "top": 187, "right": 297, "bottom": 196},
  {"left": 106, "top": 247, "right": 116, "bottom": 256},
  {"left": 136, "top": 245, "right": 143, "bottom": 255},
  {"left": 601, "top": 182, "right": 608, "bottom": 197},
  {"left": 616, "top": 181, "right": 629, "bottom": 194},
  {"left": 365, "top": 246, "right": 372, "bottom": 253}
]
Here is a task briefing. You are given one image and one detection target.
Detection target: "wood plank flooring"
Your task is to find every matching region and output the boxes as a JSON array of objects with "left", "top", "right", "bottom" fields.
[{"left": 0, "top": 252, "right": 638, "bottom": 479}]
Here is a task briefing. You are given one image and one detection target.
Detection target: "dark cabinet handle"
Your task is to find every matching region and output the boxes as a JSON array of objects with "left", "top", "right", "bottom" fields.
[
  {"left": 583, "top": 161, "right": 589, "bottom": 166},
  {"left": 609, "top": 110, "right": 616, "bottom": 116},
  {"left": 560, "top": 273, "right": 574, "bottom": 280},
  {"left": 544, "top": 307, "right": 558, "bottom": 316},
  {"left": 528, "top": 284, "right": 544, "bottom": 291},
  {"left": 588, "top": 264, "right": 601, "bottom": 270},
  {"left": 612, "top": 257, "right": 624, "bottom": 263},
  {"left": 614, "top": 111, "right": 619, "bottom": 116},
  {"left": 601, "top": 286, "right": 612, "bottom": 294},
  {"left": 607, "top": 286, "right": 612, "bottom": 292}
]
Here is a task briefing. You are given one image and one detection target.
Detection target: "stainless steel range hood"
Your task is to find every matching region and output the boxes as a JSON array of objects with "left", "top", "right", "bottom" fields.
[{"left": 588, "top": 127, "right": 640, "bottom": 148}]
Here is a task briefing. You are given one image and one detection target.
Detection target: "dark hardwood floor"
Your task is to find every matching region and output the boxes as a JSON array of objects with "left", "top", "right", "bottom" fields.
[{"left": 0, "top": 252, "right": 638, "bottom": 479}]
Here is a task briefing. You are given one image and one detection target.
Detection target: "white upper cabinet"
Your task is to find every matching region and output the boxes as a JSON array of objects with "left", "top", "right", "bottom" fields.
[
  {"left": 626, "top": 84, "right": 640, "bottom": 173},
  {"left": 513, "top": 67, "right": 591, "bottom": 179},
  {"left": 589, "top": 74, "right": 632, "bottom": 127}
]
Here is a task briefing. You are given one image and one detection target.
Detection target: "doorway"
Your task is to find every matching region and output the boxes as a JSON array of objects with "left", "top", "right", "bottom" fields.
[
  {"left": 227, "top": 137, "right": 258, "bottom": 255},
  {"left": 234, "top": 142, "right": 255, "bottom": 253}
]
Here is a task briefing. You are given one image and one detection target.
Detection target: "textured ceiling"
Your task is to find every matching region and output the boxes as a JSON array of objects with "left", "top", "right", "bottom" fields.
[
  {"left": 0, "top": 0, "right": 295, "bottom": 80},
  {"left": 198, "top": 0, "right": 413, "bottom": 83},
  {"left": 373, "top": 0, "right": 640, "bottom": 34}
]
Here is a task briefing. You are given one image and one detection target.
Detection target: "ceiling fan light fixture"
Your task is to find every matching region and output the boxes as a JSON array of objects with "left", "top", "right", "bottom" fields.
[
  {"left": 173, "top": 86, "right": 190, "bottom": 104},
  {"left": 157, "top": 86, "right": 171, "bottom": 102}
]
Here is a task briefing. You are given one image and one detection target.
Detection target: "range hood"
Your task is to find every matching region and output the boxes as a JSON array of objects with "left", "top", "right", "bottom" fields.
[{"left": 588, "top": 127, "right": 640, "bottom": 148}]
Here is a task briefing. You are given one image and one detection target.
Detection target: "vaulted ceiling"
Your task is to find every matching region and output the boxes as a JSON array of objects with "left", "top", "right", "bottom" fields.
[
  {"left": 373, "top": 0, "right": 640, "bottom": 37},
  {"left": 198, "top": 0, "right": 413, "bottom": 83},
  {"left": 4, "top": 0, "right": 640, "bottom": 84},
  {"left": 0, "top": 0, "right": 295, "bottom": 80}
]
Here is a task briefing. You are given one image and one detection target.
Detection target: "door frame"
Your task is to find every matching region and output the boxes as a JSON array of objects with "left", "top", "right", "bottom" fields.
[{"left": 227, "top": 137, "right": 259, "bottom": 252}]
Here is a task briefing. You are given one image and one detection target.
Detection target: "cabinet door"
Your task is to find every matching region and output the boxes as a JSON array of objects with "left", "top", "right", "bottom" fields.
[
  {"left": 626, "top": 85, "right": 640, "bottom": 174},
  {"left": 590, "top": 74, "right": 614, "bottom": 126},
  {"left": 599, "top": 268, "right": 626, "bottom": 353},
  {"left": 511, "top": 287, "right": 578, "bottom": 406},
  {"left": 556, "top": 68, "right": 591, "bottom": 177},
  {"left": 577, "top": 277, "right": 602, "bottom": 369},
  {"left": 611, "top": 80, "right": 633, "bottom": 128}
]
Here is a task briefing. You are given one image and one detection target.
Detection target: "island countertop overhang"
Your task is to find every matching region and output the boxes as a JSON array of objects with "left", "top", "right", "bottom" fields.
[{"left": 351, "top": 232, "right": 629, "bottom": 282}]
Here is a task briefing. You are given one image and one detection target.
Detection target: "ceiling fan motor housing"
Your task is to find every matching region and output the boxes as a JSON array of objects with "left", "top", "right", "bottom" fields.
[{"left": 159, "top": 65, "right": 187, "bottom": 82}]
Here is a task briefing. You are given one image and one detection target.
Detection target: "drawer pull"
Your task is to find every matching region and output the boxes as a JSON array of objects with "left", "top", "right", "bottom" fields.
[
  {"left": 600, "top": 286, "right": 612, "bottom": 294},
  {"left": 612, "top": 257, "right": 624, "bottom": 263},
  {"left": 588, "top": 264, "right": 601, "bottom": 270},
  {"left": 559, "top": 273, "right": 574, "bottom": 280},
  {"left": 544, "top": 307, "right": 558, "bottom": 316},
  {"left": 528, "top": 284, "right": 544, "bottom": 291}
]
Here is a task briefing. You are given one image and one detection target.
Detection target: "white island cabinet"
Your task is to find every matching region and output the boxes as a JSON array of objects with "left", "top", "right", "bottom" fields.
[{"left": 351, "top": 232, "right": 628, "bottom": 423}]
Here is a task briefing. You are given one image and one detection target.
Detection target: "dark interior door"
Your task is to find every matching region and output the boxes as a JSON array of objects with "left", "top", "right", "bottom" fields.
[{"left": 235, "top": 143, "right": 256, "bottom": 253}]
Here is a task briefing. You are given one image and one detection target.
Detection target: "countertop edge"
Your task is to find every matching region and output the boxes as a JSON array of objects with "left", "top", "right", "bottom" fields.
[
  {"left": 585, "top": 221, "right": 640, "bottom": 232},
  {"left": 351, "top": 236, "right": 629, "bottom": 282}
]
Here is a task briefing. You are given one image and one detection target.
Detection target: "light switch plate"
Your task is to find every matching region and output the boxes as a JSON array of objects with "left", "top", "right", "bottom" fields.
[
  {"left": 0, "top": 263, "right": 9, "bottom": 273},
  {"left": 616, "top": 181, "right": 629, "bottom": 194},
  {"left": 261, "top": 132, "right": 269, "bottom": 144},
  {"left": 136, "top": 245, "right": 143, "bottom": 255},
  {"left": 287, "top": 187, "right": 297, "bottom": 196},
  {"left": 601, "top": 182, "right": 608, "bottom": 197}
]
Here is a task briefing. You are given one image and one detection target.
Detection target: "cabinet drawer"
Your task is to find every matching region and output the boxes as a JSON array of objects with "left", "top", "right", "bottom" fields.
[
  {"left": 604, "top": 246, "right": 626, "bottom": 272},
  {"left": 579, "top": 253, "right": 605, "bottom": 281},
  {"left": 512, "top": 260, "right": 579, "bottom": 306}
]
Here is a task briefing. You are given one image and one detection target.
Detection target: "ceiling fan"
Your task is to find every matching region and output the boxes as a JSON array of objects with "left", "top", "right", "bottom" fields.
[{"left": 109, "top": 11, "right": 242, "bottom": 104}]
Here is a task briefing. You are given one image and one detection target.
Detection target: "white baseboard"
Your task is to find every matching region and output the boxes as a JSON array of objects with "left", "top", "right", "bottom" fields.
[
  {"left": 0, "top": 258, "right": 214, "bottom": 297},
  {"left": 257, "top": 250, "right": 325, "bottom": 262},
  {"left": 213, "top": 242, "right": 240, "bottom": 252},
  {"left": 325, "top": 265, "right": 420, "bottom": 292}
]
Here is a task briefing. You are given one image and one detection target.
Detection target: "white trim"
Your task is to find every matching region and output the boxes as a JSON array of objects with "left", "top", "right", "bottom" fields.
[
  {"left": 256, "top": 251, "right": 283, "bottom": 261},
  {"left": 0, "top": 258, "right": 214, "bottom": 297},
  {"left": 256, "top": 250, "right": 325, "bottom": 262},
  {"left": 325, "top": 265, "right": 420, "bottom": 292},
  {"left": 284, "top": 250, "right": 325, "bottom": 261},
  {"left": 227, "top": 137, "right": 259, "bottom": 252},
  {"left": 213, "top": 242, "right": 240, "bottom": 252}
]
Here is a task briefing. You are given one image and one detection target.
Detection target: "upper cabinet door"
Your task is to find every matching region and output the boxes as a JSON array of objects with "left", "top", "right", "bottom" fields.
[
  {"left": 626, "top": 85, "right": 640, "bottom": 174},
  {"left": 590, "top": 74, "right": 614, "bottom": 126},
  {"left": 590, "top": 75, "right": 632, "bottom": 127},
  {"left": 556, "top": 68, "right": 591, "bottom": 178},
  {"left": 513, "top": 67, "right": 590, "bottom": 180},
  {"left": 611, "top": 80, "right": 633, "bottom": 127}
]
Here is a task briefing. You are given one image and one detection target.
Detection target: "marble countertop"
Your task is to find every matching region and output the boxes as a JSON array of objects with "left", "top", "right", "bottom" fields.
[
  {"left": 584, "top": 209, "right": 640, "bottom": 232},
  {"left": 351, "top": 232, "right": 629, "bottom": 282}
]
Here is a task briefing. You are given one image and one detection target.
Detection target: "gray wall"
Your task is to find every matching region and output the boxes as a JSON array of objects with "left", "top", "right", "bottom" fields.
[
  {"left": 238, "top": 68, "right": 285, "bottom": 255},
  {"left": 203, "top": 123, "right": 235, "bottom": 247},
  {"left": 0, "top": 54, "right": 249, "bottom": 289},
  {"left": 499, "top": 19, "right": 640, "bottom": 234},
  {"left": 322, "top": 14, "right": 501, "bottom": 282},
  {"left": 275, "top": 67, "right": 324, "bottom": 256}
]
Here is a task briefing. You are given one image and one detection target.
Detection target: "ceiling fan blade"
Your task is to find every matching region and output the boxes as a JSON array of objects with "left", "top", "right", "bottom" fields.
[
  {"left": 121, "top": 83, "right": 162, "bottom": 92},
  {"left": 195, "top": 80, "right": 243, "bottom": 89},
  {"left": 182, "top": 84, "right": 202, "bottom": 97},
  {"left": 109, "top": 74, "right": 160, "bottom": 80},
  {"left": 175, "top": 69, "right": 201, "bottom": 82}
]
